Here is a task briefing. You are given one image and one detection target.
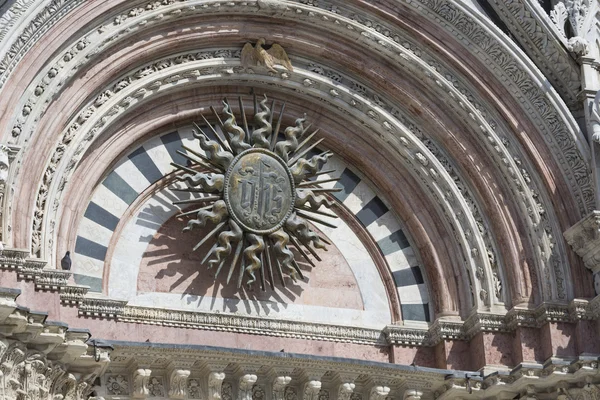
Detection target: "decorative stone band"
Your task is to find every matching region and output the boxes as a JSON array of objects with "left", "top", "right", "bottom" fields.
[
  {"left": 0, "top": 247, "right": 89, "bottom": 301},
  {"left": 2, "top": 247, "right": 600, "bottom": 347},
  {"left": 0, "top": 286, "right": 111, "bottom": 400},
  {"left": 101, "top": 341, "right": 600, "bottom": 399}
]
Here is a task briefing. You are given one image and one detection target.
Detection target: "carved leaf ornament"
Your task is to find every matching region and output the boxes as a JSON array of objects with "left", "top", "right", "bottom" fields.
[{"left": 171, "top": 94, "right": 338, "bottom": 290}]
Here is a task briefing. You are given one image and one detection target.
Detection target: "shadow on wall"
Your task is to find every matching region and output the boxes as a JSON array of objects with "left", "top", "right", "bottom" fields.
[{"left": 135, "top": 203, "right": 364, "bottom": 315}]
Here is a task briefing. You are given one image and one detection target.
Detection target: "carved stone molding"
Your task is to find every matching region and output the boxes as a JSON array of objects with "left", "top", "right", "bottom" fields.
[
  {"left": 564, "top": 210, "right": 600, "bottom": 272},
  {"left": 98, "top": 341, "right": 600, "bottom": 399},
  {"left": 486, "top": 0, "right": 581, "bottom": 107}
]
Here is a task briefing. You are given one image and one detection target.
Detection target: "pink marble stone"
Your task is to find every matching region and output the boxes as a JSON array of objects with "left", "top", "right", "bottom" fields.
[
  {"left": 513, "top": 327, "right": 545, "bottom": 364},
  {"left": 391, "top": 345, "right": 435, "bottom": 367},
  {"left": 137, "top": 211, "right": 363, "bottom": 309}
]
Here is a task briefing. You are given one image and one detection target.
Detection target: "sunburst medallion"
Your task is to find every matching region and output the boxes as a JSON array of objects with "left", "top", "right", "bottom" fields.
[{"left": 170, "top": 95, "right": 340, "bottom": 290}]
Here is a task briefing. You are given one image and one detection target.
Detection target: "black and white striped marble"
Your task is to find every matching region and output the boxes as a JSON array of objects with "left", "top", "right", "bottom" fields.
[{"left": 73, "top": 126, "right": 431, "bottom": 321}]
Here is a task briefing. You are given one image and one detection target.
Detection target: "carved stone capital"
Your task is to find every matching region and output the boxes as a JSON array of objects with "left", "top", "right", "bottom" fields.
[
  {"left": 564, "top": 211, "right": 600, "bottom": 272},
  {"left": 132, "top": 368, "right": 152, "bottom": 398},
  {"left": 168, "top": 369, "right": 190, "bottom": 399}
]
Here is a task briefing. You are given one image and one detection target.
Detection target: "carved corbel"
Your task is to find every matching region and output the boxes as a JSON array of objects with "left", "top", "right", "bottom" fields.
[
  {"left": 209, "top": 371, "right": 226, "bottom": 400},
  {"left": 564, "top": 211, "right": 600, "bottom": 278},
  {"left": 239, "top": 374, "right": 258, "bottom": 400},
  {"left": 132, "top": 368, "right": 152, "bottom": 398},
  {"left": 303, "top": 380, "right": 321, "bottom": 400},
  {"left": 369, "top": 386, "right": 390, "bottom": 400},
  {"left": 168, "top": 369, "right": 190, "bottom": 399},
  {"left": 338, "top": 383, "right": 356, "bottom": 400},
  {"left": 403, "top": 390, "right": 422, "bottom": 400},
  {"left": 273, "top": 375, "right": 292, "bottom": 400}
]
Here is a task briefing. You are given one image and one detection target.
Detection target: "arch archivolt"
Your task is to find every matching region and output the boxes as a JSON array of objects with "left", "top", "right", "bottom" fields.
[
  {"left": 0, "top": 0, "right": 589, "bottom": 322},
  {"left": 17, "top": 54, "right": 520, "bottom": 315}
]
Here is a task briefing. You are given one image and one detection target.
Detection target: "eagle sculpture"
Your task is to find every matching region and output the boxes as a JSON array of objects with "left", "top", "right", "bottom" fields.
[{"left": 241, "top": 38, "right": 293, "bottom": 73}]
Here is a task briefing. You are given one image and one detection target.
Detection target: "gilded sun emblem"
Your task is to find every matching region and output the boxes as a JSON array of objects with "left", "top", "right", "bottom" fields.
[{"left": 171, "top": 95, "right": 340, "bottom": 290}]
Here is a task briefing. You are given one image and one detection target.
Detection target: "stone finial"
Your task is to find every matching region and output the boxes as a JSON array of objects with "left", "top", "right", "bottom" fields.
[
  {"left": 168, "top": 369, "right": 190, "bottom": 399},
  {"left": 132, "top": 369, "right": 152, "bottom": 398},
  {"left": 273, "top": 376, "right": 292, "bottom": 400},
  {"left": 369, "top": 386, "right": 390, "bottom": 400},
  {"left": 209, "top": 372, "right": 226, "bottom": 400},
  {"left": 239, "top": 374, "right": 258, "bottom": 400},
  {"left": 403, "top": 390, "right": 422, "bottom": 400},
  {"left": 338, "top": 383, "right": 356, "bottom": 400},
  {"left": 303, "top": 380, "right": 322, "bottom": 400}
]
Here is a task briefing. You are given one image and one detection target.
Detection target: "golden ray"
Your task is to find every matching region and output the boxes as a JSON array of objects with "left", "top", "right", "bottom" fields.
[
  {"left": 287, "top": 138, "right": 326, "bottom": 166},
  {"left": 270, "top": 102, "right": 286, "bottom": 151},
  {"left": 193, "top": 221, "right": 227, "bottom": 252},
  {"left": 173, "top": 196, "right": 221, "bottom": 205},
  {"left": 297, "top": 177, "right": 340, "bottom": 187}
]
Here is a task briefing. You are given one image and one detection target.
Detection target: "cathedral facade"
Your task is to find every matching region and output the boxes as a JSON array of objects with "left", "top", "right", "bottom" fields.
[{"left": 0, "top": 0, "right": 599, "bottom": 398}]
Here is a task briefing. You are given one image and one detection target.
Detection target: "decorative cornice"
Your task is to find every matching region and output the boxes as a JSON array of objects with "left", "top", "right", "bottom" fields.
[
  {"left": 119, "top": 305, "right": 386, "bottom": 345},
  {"left": 103, "top": 343, "right": 600, "bottom": 399},
  {"left": 2, "top": 249, "right": 598, "bottom": 347},
  {"left": 385, "top": 299, "right": 600, "bottom": 347}
]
